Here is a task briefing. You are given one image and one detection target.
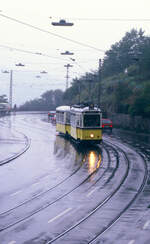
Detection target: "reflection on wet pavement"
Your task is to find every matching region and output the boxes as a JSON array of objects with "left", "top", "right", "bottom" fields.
[
  {"left": 88, "top": 151, "right": 101, "bottom": 175},
  {"left": 54, "top": 135, "right": 102, "bottom": 179}
]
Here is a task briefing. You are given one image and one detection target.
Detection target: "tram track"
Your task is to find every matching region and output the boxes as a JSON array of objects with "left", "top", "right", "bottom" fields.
[
  {"left": 44, "top": 139, "right": 148, "bottom": 244},
  {"left": 0, "top": 115, "right": 147, "bottom": 244},
  {"left": 87, "top": 138, "right": 148, "bottom": 244},
  {"left": 0, "top": 141, "right": 121, "bottom": 234},
  {"left": 0, "top": 137, "right": 133, "bottom": 241},
  {"left": 0, "top": 136, "right": 85, "bottom": 213},
  {"left": 0, "top": 145, "right": 103, "bottom": 231},
  {"left": 0, "top": 123, "right": 30, "bottom": 166},
  {"left": 86, "top": 142, "right": 118, "bottom": 190}
]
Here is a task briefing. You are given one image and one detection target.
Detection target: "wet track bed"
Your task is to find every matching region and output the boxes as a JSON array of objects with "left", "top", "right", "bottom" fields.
[{"left": 0, "top": 114, "right": 149, "bottom": 244}]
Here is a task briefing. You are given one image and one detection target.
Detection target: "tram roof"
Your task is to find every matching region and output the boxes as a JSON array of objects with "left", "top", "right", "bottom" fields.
[
  {"left": 56, "top": 105, "right": 101, "bottom": 113},
  {"left": 70, "top": 106, "right": 101, "bottom": 113},
  {"left": 56, "top": 106, "right": 70, "bottom": 112}
]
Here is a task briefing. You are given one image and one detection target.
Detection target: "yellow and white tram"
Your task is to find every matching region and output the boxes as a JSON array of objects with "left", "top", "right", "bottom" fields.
[{"left": 56, "top": 104, "right": 102, "bottom": 144}]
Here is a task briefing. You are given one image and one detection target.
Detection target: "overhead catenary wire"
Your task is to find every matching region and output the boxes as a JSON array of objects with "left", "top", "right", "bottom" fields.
[
  {"left": 0, "top": 44, "right": 69, "bottom": 61},
  {"left": 50, "top": 16, "right": 150, "bottom": 22},
  {"left": 0, "top": 44, "right": 92, "bottom": 73},
  {"left": 0, "top": 44, "right": 39, "bottom": 55},
  {"left": 0, "top": 13, "right": 105, "bottom": 52},
  {"left": 69, "top": 58, "right": 88, "bottom": 72}
]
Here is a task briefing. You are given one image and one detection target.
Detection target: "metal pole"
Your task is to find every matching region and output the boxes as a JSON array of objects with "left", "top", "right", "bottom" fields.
[
  {"left": 98, "top": 59, "right": 102, "bottom": 108},
  {"left": 66, "top": 65, "right": 69, "bottom": 89},
  {"left": 88, "top": 80, "right": 92, "bottom": 103},
  {"left": 64, "top": 64, "right": 73, "bottom": 90},
  {"left": 9, "top": 70, "right": 13, "bottom": 110},
  {"left": 78, "top": 81, "right": 81, "bottom": 104}
]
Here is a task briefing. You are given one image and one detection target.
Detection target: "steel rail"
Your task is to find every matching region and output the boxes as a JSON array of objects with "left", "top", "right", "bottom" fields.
[
  {"left": 0, "top": 147, "right": 103, "bottom": 232},
  {"left": 0, "top": 124, "right": 30, "bottom": 166},
  {"left": 88, "top": 139, "right": 148, "bottom": 244},
  {"left": 45, "top": 141, "right": 130, "bottom": 243}
]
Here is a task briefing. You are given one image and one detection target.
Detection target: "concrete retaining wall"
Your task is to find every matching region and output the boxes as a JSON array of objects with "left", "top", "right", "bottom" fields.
[{"left": 108, "top": 113, "right": 150, "bottom": 133}]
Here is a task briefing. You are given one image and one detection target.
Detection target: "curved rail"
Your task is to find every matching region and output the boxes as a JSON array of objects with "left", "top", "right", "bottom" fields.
[
  {"left": 45, "top": 139, "right": 147, "bottom": 244},
  {"left": 0, "top": 132, "right": 30, "bottom": 166},
  {"left": 0, "top": 147, "right": 103, "bottom": 231},
  {"left": 88, "top": 139, "right": 148, "bottom": 243}
]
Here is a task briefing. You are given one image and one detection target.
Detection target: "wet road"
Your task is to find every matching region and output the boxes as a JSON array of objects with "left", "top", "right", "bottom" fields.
[{"left": 0, "top": 113, "right": 150, "bottom": 244}]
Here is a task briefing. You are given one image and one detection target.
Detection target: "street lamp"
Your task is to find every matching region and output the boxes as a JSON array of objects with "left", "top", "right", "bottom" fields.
[
  {"left": 35, "top": 52, "right": 42, "bottom": 55},
  {"left": 61, "top": 51, "right": 74, "bottom": 55},
  {"left": 2, "top": 70, "right": 9, "bottom": 74},
  {"left": 51, "top": 19, "right": 74, "bottom": 26},
  {"left": 40, "top": 70, "right": 48, "bottom": 74},
  {"left": 1, "top": 70, "right": 13, "bottom": 109},
  {"left": 70, "top": 58, "right": 75, "bottom": 62},
  {"left": 15, "top": 63, "right": 25, "bottom": 67},
  {"left": 2, "top": 64, "right": 25, "bottom": 110},
  {"left": 98, "top": 59, "right": 102, "bottom": 108}
]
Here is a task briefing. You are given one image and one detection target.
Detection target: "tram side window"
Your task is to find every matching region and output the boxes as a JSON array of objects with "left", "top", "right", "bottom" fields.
[
  {"left": 56, "top": 112, "right": 64, "bottom": 123},
  {"left": 84, "top": 114, "right": 100, "bottom": 127},
  {"left": 76, "top": 114, "right": 80, "bottom": 127},
  {"left": 66, "top": 111, "right": 70, "bottom": 124},
  {"left": 80, "top": 115, "right": 83, "bottom": 127},
  {"left": 71, "top": 113, "right": 76, "bottom": 127},
  {"left": 56, "top": 112, "right": 59, "bottom": 122},
  {"left": 60, "top": 112, "right": 64, "bottom": 123}
]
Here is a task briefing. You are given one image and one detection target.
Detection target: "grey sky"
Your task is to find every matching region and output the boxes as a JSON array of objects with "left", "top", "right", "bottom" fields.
[{"left": 0, "top": 0, "right": 150, "bottom": 105}]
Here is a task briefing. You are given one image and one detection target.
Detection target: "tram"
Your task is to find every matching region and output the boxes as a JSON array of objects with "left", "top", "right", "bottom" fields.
[{"left": 56, "top": 104, "right": 102, "bottom": 144}]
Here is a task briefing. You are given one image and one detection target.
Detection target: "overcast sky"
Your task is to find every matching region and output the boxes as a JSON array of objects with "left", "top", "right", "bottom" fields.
[{"left": 0, "top": 0, "right": 150, "bottom": 106}]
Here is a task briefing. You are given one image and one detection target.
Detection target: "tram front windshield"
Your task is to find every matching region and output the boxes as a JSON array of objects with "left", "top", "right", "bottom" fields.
[{"left": 84, "top": 114, "right": 100, "bottom": 127}]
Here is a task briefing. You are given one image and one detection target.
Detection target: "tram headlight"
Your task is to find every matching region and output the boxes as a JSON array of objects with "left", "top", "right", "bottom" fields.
[{"left": 90, "top": 133, "right": 94, "bottom": 138}]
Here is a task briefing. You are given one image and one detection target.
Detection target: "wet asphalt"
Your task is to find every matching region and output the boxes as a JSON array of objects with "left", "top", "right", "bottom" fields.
[{"left": 0, "top": 113, "right": 149, "bottom": 244}]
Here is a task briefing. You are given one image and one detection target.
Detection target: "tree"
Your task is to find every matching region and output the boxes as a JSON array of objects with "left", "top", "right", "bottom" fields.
[
  {"left": 102, "top": 29, "right": 146, "bottom": 77},
  {"left": 19, "top": 89, "right": 64, "bottom": 111},
  {"left": 129, "top": 82, "right": 150, "bottom": 117}
]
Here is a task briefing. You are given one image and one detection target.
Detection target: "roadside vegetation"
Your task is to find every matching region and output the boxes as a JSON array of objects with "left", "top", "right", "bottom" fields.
[
  {"left": 17, "top": 28, "right": 150, "bottom": 119},
  {"left": 18, "top": 89, "right": 64, "bottom": 111}
]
